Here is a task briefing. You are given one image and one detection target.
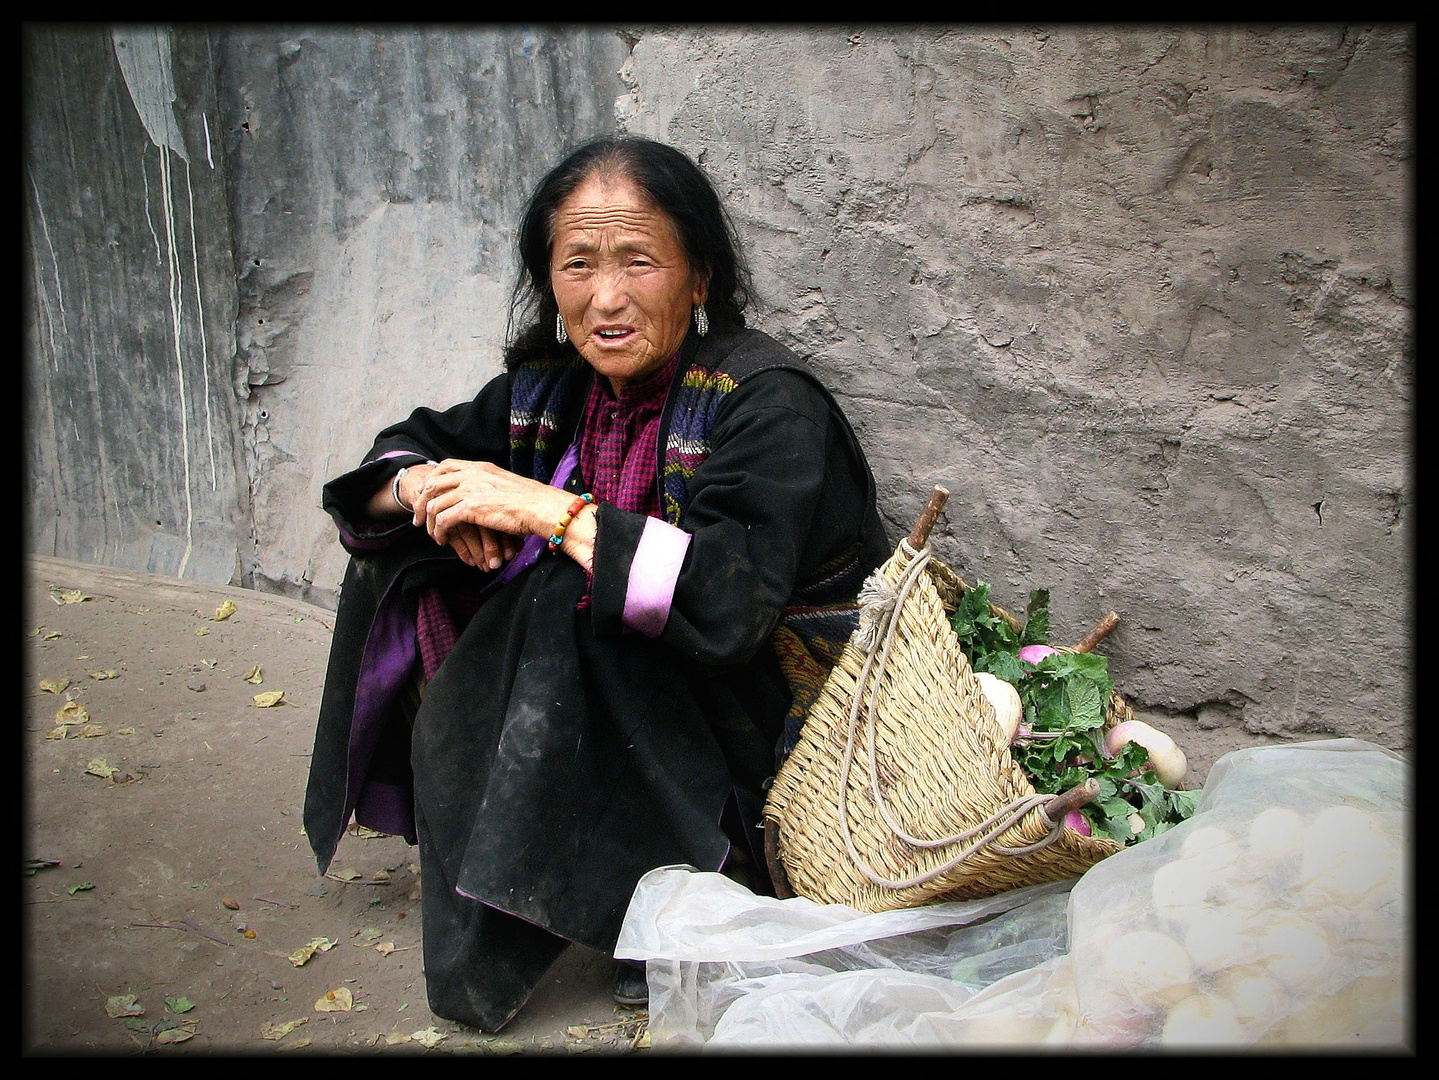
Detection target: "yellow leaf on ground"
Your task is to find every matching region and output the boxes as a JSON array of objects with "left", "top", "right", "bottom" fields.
[
  {"left": 52, "top": 589, "right": 92, "bottom": 605},
  {"left": 88, "top": 669, "right": 120, "bottom": 681},
  {"left": 260, "top": 1017, "right": 309, "bottom": 1040},
  {"left": 286, "top": 937, "right": 337, "bottom": 967},
  {"left": 214, "top": 599, "right": 237, "bottom": 621},
  {"left": 375, "top": 942, "right": 395, "bottom": 956},
  {"left": 251, "top": 691, "right": 285, "bottom": 708},
  {"left": 42, "top": 630, "right": 63, "bottom": 640},
  {"left": 314, "top": 986, "right": 353, "bottom": 1013},
  {"left": 56, "top": 701, "right": 89, "bottom": 725},
  {"left": 39, "top": 678, "right": 69, "bottom": 694},
  {"left": 351, "top": 927, "right": 383, "bottom": 946},
  {"left": 117, "top": 727, "right": 135, "bottom": 736},
  {"left": 329, "top": 868, "right": 361, "bottom": 882},
  {"left": 243, "top": 664, "right": 263, "bottom": 684},
  {"left": 80, "top": 724, "right": 109, "bottom": 738},
  {"left": 45, "top": 726, "right": 67, "bottom": 740},
  {"left": 195, "top": 626, "right": 210, "bottom": 637},
  {"left": 105, "top": 994, "right": 145, "bottom": 1018},
  {"left": 85, "top": 759, "right": 117, "bottom": 779},
  {"left": 276, "top": 1038, "right": 311, "bottom": 1052},
  {"left": 154, "top": 1027, "right": 194, "bottom": 1044},
  {"left": 410, "top": 1027, "right": 447, "bottom": 1048}
]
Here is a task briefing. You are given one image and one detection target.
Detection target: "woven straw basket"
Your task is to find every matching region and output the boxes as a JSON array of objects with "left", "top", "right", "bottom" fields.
[{"left": 762, "top": 487, "right": 1128, "bottom": 913}]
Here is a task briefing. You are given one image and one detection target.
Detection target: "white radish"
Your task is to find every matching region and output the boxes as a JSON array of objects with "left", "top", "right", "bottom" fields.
[
  {"left": 1104, "top": 719, "right": 1188, "bottom": 788},
  {"left": 973, "top": 671, "right": 1023, "bottom": 743}
]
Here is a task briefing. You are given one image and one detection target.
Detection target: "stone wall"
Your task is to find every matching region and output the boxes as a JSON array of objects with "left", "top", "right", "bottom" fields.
[{"left": 24, "top": 25, "right": 1413, "bottom": 765}]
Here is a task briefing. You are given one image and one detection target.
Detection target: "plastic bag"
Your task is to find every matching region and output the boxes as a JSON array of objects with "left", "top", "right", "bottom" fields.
[{"left": 616, "top": 738, "right": 1410, "bottom": 1050}]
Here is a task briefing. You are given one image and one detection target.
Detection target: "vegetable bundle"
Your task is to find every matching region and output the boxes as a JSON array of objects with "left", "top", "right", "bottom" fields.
[{"left": 950, "top": 583, "right": 1199, "bottom": 845}]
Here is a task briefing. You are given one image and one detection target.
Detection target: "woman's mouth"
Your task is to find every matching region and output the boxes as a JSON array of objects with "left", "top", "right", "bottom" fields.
[{"left": 594, "top": 328, "right": 633, "bottom": 341}]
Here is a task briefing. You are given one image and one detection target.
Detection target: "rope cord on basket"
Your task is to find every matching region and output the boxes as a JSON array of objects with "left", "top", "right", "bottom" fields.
[{"left": 836, "top": 539, "right": 1067, "bottom": 890}]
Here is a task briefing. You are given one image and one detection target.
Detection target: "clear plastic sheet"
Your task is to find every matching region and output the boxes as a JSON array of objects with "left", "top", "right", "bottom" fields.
[{"left": 616, "top": 739, "right": 1411, "bottom": 1050}]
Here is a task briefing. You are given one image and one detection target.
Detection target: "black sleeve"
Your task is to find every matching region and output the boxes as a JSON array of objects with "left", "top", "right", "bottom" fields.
[
  {"left": 589, "top": 369, "right": 838, "bottom": 667},
  {"left": 321, "top": 372, "right": 512, "bottom": 554}
]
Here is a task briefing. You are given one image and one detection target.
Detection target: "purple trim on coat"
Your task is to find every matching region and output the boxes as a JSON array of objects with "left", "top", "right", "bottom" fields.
[{"left": 621, "top": 517, "right": 691, "bottom": 637}]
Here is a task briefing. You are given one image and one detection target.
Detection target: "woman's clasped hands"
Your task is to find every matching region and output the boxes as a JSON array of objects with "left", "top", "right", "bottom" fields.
[{"left": 404, "top": 460, "right": 596, "bottom": 573}]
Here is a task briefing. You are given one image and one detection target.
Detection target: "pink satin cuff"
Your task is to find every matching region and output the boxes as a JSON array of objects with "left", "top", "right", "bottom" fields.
[{"left": 621, "top": 517, "right": 691, "bottom": 637}]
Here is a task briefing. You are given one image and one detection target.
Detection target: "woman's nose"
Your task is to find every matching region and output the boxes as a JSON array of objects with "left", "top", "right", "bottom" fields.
[{"left": 592, "top": 269, "right": 627, "bottom": 313}]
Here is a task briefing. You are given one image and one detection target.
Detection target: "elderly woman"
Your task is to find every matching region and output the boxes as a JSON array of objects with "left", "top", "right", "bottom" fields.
[{"left": 304, "top": 136, "right": 889, "bottom": 1031}]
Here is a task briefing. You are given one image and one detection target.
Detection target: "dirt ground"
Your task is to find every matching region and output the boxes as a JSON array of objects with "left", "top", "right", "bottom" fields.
[{"left": 22, "top": 554, "right": 649, "bottom": 1058}]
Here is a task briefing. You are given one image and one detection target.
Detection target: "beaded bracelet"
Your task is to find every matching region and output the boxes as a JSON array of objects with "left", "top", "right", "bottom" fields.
[{"left": 547, "top": 493, "right": 595, "bottom": 552}]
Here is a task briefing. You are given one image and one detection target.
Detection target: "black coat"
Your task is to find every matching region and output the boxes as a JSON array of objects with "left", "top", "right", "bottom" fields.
[{"left": 304, "top": 325, "right": 888, "bottom": 956}]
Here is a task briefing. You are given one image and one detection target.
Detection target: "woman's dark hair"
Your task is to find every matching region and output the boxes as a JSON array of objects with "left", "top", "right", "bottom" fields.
[{"left": 505, "top": 136, "right": 751, "bottom": 366}]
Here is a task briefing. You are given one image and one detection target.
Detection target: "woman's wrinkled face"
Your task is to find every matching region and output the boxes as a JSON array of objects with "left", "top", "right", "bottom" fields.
[{"left": 550, "top": 173, "right": 706, "bottom": 390}]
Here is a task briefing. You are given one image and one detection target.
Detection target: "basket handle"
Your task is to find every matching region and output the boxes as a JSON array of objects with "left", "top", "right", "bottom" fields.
[
  {"left": 1041, "top": 777, "right": 1101, "bottom": 826},
  {"left": 1072, "top": 611, "right": 1120, "bottom": 654},
  {"left": 907, "top": 485, "right": 950, "bottom": 548}
]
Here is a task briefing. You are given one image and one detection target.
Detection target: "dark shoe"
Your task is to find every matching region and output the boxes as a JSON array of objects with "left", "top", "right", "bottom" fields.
[{"left": 612, "top": 959, "right": 648, "bottom": 1006}]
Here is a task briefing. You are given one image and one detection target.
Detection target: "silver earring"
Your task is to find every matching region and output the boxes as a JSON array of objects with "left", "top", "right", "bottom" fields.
[
  {"left": 556, "top": 313, "right": 568, "bottom": 344},
  {"left": 695, "top": 303, "right": 709, "bottom": 337}
]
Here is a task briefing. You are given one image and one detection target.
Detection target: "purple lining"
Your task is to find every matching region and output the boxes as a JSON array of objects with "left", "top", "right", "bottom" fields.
[
  {"left": 343, "top": 579, "right": 424, "bottom": 842},
  {"left": 353, "top": 781, "right": 414, "bottom": 838},
  {"left": 621, "top": 516, "right": 690, "bottom": 637}
]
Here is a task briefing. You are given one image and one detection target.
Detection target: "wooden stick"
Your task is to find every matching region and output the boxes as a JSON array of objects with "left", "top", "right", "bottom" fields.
[
  {"left": 763, "top": 817, "right": 795, "bottom": 899},
  {"left": 1073, "top": 612, "right": 1120, "bottom": 654},
  {"left": 1042, "top": 778, "right": 1101, "bottom": 826},
  {"left": 907, "top": 486, "right": 950, "bottom": 549}
]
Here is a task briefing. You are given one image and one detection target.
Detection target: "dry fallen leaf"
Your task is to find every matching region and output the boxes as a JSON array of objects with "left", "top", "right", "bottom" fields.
[
  {"left": 106, "top": 994, "right": 145, "bottom": 1018},
  {"left": 276, "top": 1038, "right": 311, "bottom": 1052},
  {"left": 45, "top": 726, "right": 68, "bottom": 741},
  {"left": 314, "top": 986, "right": 353, "bottom": 1013},
  {"left": 286, "top": 937, "right": 337, "bottom": 967},
  {"left": 195, "top": 626, "right": 210, "bottom": 637},
  {"left": 251, "top": 691, "right": 285, "bottom": 708},
  {"left": 39, "top": 677, "right": 69, "bottom": 694},
  {"left": 410, "top": 1027, "right": 447, "bottom": 1049},
  {"left": 243, "top": 664, "right": 263, "bottom": 684},
  {"left": 85, "top": 758, "right": 117, "bottom": 779},
  {"left": 214, "top": 599, "right": 237, "bottom": 621},
  {"left": 351, "top": 927, "right": 383, "bottom": 946},
  {"left": 51, "top": 588, "right": 92, "bottom": 605},
  {"left": 375, "top": 942, "right": 396, "bottom": 956},
  {"left": 80, "top": 724, "right": 109, "bottom": 738},
  {"left": 222, "top": 897, "right": 240, "bottom": 910},
  {"left": 88, "top": 669, "right": 120, "bottom": 681},
  {"left": 42, "top": 630, "right": 63, "bottom": 640},
  {"left": 154, "top": 1027, "right": 194, "bottom": 1045},
  {"left": 56, "top": 701, "right": 89, "bottom": 725},
  {"left": 329, "top": 868, "right": 362, "bottom": 882},
  {"left": 260, "top": 1017, "right": 308, "bottom": 1041},
  {"left": 117, "top": 727, "right": 135, "bottom": 736}
]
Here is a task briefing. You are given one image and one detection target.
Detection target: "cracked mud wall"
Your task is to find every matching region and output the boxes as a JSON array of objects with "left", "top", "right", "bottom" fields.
[
  {"left": 24, "top": 25, "right": 1412, "bottom": 763},
  {"left": 618, "top": 25, "right": 1413, "bottom": 757}
]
